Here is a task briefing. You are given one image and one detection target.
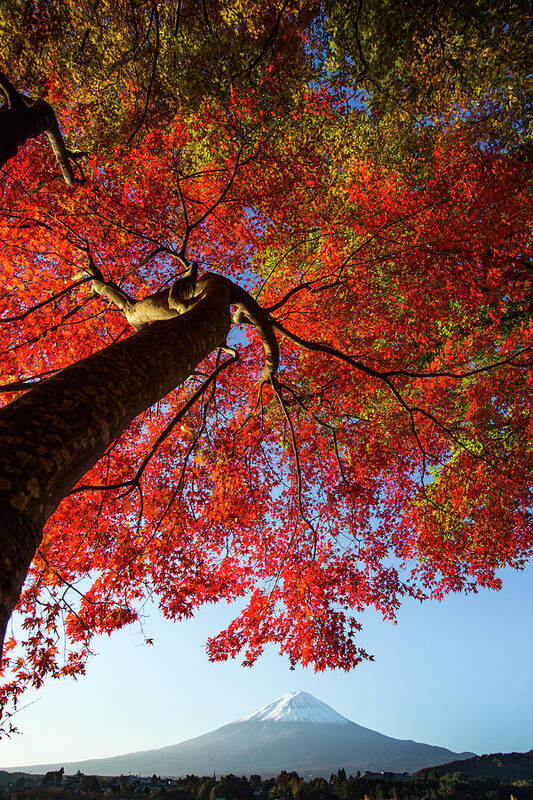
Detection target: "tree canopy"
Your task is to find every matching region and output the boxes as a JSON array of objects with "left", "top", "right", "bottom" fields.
[{"left": 0, "top": 0, "right": 531, "bottom": 729}]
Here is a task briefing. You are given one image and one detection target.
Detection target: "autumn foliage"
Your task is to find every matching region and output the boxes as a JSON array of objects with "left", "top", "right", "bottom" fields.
[{"left": 0, "top": 0, "right": 531, "bottom": 726}]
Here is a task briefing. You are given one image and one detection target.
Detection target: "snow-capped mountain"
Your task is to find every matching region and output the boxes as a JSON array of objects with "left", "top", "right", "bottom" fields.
[
  {"left": 9, "top": 691, "right": 475, "bottom": 777},
  {"left": 239, "top": 691, "right": 351, "bottom": 725}
]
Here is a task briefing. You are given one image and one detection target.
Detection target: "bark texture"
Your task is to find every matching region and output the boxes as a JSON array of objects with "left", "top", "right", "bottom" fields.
[{"left": 0, "top": 275, "right": 231, "bottom": 650}]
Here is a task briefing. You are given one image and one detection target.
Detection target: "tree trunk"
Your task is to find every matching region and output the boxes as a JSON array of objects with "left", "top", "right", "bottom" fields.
[{"left": 0, "top": 275, "right": 231, "bottom": 650}]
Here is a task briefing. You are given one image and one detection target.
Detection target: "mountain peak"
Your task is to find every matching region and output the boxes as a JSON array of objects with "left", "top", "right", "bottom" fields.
[{"left": 238, "top": 691, "right": 351, "bottom": 725}]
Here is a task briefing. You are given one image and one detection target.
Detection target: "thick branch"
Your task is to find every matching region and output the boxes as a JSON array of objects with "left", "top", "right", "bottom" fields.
[
  {"left": 82, "top": 263, "right": 279, "bottom": 384},
  {"left": 230, "top": 283, "right": 279, "bottom": 384},
  {"left": 0, "top": 71, "right": 75, "bottom": 186}
]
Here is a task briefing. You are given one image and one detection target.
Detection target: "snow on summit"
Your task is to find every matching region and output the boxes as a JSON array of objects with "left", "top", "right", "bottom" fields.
[{"left": 239, "top": 691, "right": 351, "bottom": 725}]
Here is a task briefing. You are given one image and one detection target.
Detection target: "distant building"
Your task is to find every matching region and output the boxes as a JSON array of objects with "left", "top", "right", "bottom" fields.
[{"left": 360, "top": 771, "right": 411, "bottom": 781}]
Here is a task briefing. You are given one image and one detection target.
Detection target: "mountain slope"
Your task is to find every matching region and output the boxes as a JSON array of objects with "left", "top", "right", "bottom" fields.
[{"left": 7, "top": 691, "right": 475, "bottom": 777}]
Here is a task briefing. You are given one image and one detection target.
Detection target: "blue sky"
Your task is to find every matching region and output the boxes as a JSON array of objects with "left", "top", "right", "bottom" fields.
[{"left": 1, "top": 562, "right": 533, "bottom": 769}]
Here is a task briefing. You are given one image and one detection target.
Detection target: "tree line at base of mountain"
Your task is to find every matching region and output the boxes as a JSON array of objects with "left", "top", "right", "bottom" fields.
[
  {"left": 414, "top": 751, "right": 533, "bottom": 782},
  {"left": 2, "top": 766, "right": 533, "bottom": 800}
]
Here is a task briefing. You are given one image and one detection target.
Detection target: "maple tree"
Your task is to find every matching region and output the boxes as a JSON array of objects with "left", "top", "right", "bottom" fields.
[{"left": 0, "top": 0, "right": 531, "bottom": 730}]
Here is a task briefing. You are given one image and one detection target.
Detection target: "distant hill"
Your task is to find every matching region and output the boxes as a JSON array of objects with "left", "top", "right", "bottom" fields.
[
  {"left": 414, "top": 750, "right": 533, "bottom": 781},
  {"left": 6, "top": 690, "right": 475, "bottom": 777},
  {"left": 0, "top": 772, "right": 40, "bottom": 787}
]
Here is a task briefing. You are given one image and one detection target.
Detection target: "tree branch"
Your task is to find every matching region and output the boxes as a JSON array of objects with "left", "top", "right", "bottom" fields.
[{"left": 0, "top": 71, "right": 77, "bottom": 186}]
